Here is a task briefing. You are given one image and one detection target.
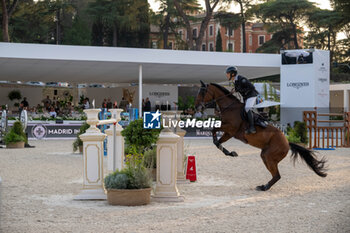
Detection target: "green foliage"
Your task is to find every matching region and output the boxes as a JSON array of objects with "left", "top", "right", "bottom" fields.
[
  {"left": 294, "top": 121, "right": 308, "bottom": 144},
  {"left": 253, "top": 0, "right": 315, "bottom": 50},
  {"left": 8, "top": 90, "right": 22, "bottom": 101},
  {"left": 73, "top": 122, "right": 90, "bottom": 152},
  {"left": 4, "top": 121, "right": 27, "bottom": 145},
  {"left": 121, "top": 119, "right": 161, "bottom": 153},
  {"left": 87, "top": 0, "right": 150, "bottom": 47},
  {"left": 143, "top": 147, "right": 157, "bottom": 169},
  {"left": 305, "top": 8, "right": 346, "bottom": 62},
  {"left": 215, "top": 12, "right": 241, "bottom": 35},
  {"left": 286, "top": 132, "right": 301, "bottom": 144},
  {"left": 178, "top": 96, "right": 195, "bottom": 112},
  {"left": 263, "top": 83, "right": 268, "bottom": 100},
  {"left": 79, "top": 95, "right": 85, "bottom": 105},
  {"left": 286, "top": 121, "right": 308, "bottom": 144},
  {"left": 104, "top": 154, "right": 152, "bottom": 190},
  {"left": 215, "top": 28, "right": 222, "bottom": 52},
  {"left": 104, "top": 173, "right": 128, "bottom": 189},
  {"left": 62, "top": 16, "right": 91, "bottom": 45}
]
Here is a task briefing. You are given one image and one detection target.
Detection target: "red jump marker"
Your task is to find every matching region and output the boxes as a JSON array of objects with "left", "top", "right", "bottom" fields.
[{"left": 186, "top": 155, "right": 197, "bottom": 182}]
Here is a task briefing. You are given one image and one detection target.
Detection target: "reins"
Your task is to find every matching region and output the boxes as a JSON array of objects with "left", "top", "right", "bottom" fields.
[{"left": 200, "top": 86, "right": 239, "bottom": 112}]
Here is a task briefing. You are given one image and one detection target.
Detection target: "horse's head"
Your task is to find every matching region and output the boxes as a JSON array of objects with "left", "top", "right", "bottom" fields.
[{"left": 195, "top": 80, "right": 215, "bottom": 110}]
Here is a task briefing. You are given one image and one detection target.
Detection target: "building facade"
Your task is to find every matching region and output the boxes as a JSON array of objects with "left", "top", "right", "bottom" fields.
[{"left": 150, "top": 15, "right": 274, "bottom": 53}]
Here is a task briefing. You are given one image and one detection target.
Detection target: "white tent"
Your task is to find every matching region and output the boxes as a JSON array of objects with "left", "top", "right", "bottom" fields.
[{"left": 0, "top": 42, "right": 281, "bottom": 116}]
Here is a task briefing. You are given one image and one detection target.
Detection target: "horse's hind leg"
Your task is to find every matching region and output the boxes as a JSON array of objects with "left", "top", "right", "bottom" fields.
[
  {"left": 256, "top": 148, "right": 287, "bottom": 191},
  {"left": 213, "top": 131, "right": 237, "bottom": 157}
]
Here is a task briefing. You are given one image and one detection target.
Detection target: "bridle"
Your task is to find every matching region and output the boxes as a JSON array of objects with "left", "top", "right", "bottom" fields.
[{"left": 199, "top": 85, "right": 236, "bottom": 112}]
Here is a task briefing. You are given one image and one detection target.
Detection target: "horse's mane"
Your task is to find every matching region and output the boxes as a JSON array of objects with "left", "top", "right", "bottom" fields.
[{"left": 209, "top": 83, "right": 240, "bottom": 102}]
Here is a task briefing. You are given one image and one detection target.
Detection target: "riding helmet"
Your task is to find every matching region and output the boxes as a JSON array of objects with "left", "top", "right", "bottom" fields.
[{"left": 226, "top": 66, "right": 238, "bottom": 76}]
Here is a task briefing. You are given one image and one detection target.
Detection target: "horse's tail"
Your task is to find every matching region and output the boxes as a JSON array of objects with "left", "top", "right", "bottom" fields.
[{"left": 289, "top": 143, "right": 327, "bottom": 177}]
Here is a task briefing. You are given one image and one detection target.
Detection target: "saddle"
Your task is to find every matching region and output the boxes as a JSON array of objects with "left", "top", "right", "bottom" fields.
[{"left": 241, "top": 110, "right": 268, "bottom": 128}]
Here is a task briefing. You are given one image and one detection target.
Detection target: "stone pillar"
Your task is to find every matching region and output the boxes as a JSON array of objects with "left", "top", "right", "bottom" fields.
[
  {"left": 106, "top": 109, "right": 124, "bottom": 173},
  {"left": 152, "top": 129, "right": 184, "bottom": 202},
  {"left": 74, "top": 109, "right": 107, "bottom": 200},
  {"left": 174, "top": 111, "right": 188, "bottom": 183},
  {"left": 176, "top": 129, "right": 188, "bottom": 183}
]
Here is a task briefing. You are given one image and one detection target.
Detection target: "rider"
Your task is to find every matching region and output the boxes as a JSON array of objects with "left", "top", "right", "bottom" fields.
[{"left": 226, "top": 66, "right": 259, "bottom": 134}]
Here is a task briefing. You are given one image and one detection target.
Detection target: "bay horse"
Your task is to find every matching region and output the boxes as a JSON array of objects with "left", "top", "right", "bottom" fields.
[{"left": 195, "top": 81, "right": 327, "bottom": 191}]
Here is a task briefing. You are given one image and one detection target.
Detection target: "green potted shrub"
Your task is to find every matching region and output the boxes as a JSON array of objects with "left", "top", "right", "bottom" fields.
[
  {"left": 104, "top": 153, "right": 152, "bottom": 206},
  {"left": 104, "top": 119, "right": 161, "bottom": 206},
  {"left": 122, "top": 119, "right": 161, "bottom": 179},
  {"left": 4, "top": 121, "right": 27, "bottom": 148},
  {"left": 73, "top": 123, "right": 90, "bottom": 153},
  {"left": 121, "top": 119, "right": 161, "bottom": 153},
  {"left": 286, "top": 121, "right": 308, "bottom": 146}
]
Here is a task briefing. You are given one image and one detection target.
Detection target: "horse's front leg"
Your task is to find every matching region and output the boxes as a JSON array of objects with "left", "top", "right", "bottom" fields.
[{"left": 212, "top": 129, "right": 238, "bottom": 157}]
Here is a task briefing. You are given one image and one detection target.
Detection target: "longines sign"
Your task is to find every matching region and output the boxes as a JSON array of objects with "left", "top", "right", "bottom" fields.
[{"left": 286, "top": 82, "right": 310, "bottom": 89}]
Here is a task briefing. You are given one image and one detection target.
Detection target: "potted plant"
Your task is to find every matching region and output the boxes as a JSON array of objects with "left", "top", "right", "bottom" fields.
[
  {"left": 104, "top": 153, "right": 152, "bottom": 206},
  {"left": 73, "top": 123, "right": 90, "bottom": 153},
  {"left": 122, "top": 119, "right": 161, "bottom": 179},
  {"left": 286, "top": 121, "right": 308, "bottom": 146},
  {"left": 4, "top": 121, "right": 27, "bottom": 148}
]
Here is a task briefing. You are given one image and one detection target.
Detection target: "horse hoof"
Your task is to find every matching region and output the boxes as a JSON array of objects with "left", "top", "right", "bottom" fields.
[
  {"left": 256, "top": 185, "right": 268, "bottom": 191},
  {"left": 230, "top": 151, "right": 238, "bottom": 157}
]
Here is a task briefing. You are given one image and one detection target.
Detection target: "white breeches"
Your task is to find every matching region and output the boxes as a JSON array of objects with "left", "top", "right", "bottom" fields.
[{"left": 245, "top": 97, "right": 257, "bottom": 112}]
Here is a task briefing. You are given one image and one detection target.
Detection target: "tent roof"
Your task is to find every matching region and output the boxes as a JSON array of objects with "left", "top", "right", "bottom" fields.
[{"left": 0, "top": 43, "right": 280, "bottom": 84}]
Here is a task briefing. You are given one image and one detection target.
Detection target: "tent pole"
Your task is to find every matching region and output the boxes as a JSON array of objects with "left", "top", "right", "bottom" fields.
[{"left": 139, "top": 64, "right": 142, "bottom": 118}]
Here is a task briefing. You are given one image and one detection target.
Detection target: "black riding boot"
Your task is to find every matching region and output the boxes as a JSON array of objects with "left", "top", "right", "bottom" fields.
[{"left": 245, "top": 110, "right": 256, "bottom": 134}]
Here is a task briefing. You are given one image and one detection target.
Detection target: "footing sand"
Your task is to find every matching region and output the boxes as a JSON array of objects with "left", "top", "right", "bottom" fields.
[{"left": 0, "top": 139, "right": 349, "bottom": 233}]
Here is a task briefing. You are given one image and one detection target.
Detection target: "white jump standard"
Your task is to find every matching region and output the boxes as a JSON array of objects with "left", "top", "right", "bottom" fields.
[{"left": 74, "top": 109, "right": 122, "bottom": 200}]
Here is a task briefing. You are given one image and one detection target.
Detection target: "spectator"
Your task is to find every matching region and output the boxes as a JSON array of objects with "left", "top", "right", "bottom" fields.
[
  {"left": 194, "top": 110, "right": 202, "bottom": 118},
  {"left": 21, "top": 97, "right": 29, "bottom": 108},
  {"left": 142, "top": 99, "right": 145, "bottom": 112},
  {"left": 113, "top": 101, "right": 118, "bottom": 109},
  {"left": 18, "top": 102, "right": 24, "bottom": 117},
  {"left": 84, "top": 98, "right": 90, "bottom": 109},
  {"left": 144, "top": 97, "right": 151, "bottom": 111},
  {"left": 107, "top": 98, "right": 113, "bottom": 109},
  {"left": 42, "top": 95, "right": 51, "bottom": 111},
  {"left": 201, "top": 110, "right": 207, "bottom": 119},
  {"left": 101, "top": 99, "right": 107, "bottom": 108},
  {"left": 119, "top": 97, "right": 128, "bottom": 111},
  {"left": 49, "top": 107, "right": 57, "bottom": 118}
]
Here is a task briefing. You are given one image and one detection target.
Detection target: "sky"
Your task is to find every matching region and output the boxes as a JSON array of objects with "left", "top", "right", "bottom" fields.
[{"left": 148, "top": 0, "right": 332, "bottom": 12}]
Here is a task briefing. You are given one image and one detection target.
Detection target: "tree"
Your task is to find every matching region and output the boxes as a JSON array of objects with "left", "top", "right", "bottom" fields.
[
  {"left": 1, "top": 0, "right": 19, "bottom": 42},
  {"left": 87, "top": 0, "right": 150, "bottom": 47},
  {"left": 215, "top": 27, "right": 222, "bottom": 51},
  {"left": 173, "top": 0, "right": 221, "bottom": 50},
  {"left": 151, "top": 0, "right": 182, "bottom": 49},
  {"left": 215, "top": 12, "right": 241, "bottom": 51},
  {"left": 153, "top": 0, "right": 171, "bottom": 49},
  {"left": 306, "top": 9, "right": 344, "bottom": 62},
  {"left": 63, "top": 16, "right": 91, "bottom": 45},
  {"left": 232, "top": 0, "right": 254, "bottom": 53},
  {"left": 254, "top": 0, "right": 315, "bottom": 49},
  {"left": 256, "top": 24, "right": 294, "bottom": 53}
]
